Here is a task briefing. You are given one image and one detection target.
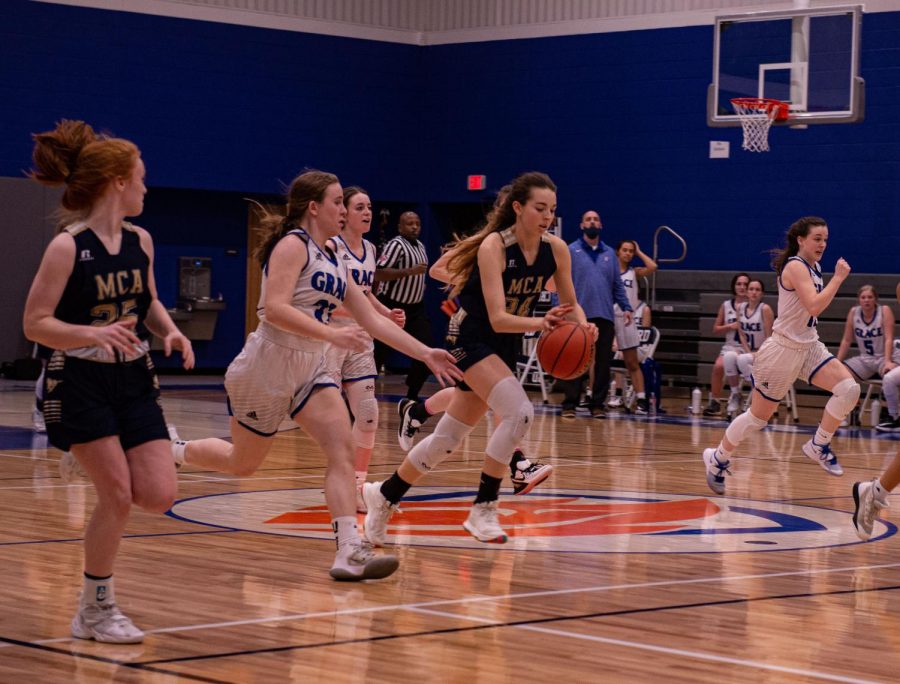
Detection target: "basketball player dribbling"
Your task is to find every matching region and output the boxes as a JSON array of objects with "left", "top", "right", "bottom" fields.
[
  {"left": 395, "top": 184, "right": 555, "bottom": 496},
  {"left": 363, "top": 172, "right": 597, "bottom": 545},
  {"left": 24, "top": 120, "right": 195, "bottom": 643},
  {"left": 171, "top": 170, "right": 462, "bottom": 580},
  {"left": 702, "top": 216, "right": 857, "bottom": 495}
]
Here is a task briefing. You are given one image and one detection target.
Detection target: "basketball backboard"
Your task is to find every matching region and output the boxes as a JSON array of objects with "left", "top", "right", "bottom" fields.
[{"left": 708, "top": 4, "right": 864, "bottom": 126}]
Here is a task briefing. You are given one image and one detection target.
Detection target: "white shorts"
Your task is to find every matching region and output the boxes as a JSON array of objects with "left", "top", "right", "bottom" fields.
[
  {"left": 325, "top": 343, "right": 378, "bottom": 384},
  {"left": 750, "top": 333, "right": 835, "bottom": 401},
  {"left": 844, "top": 348, "right": 900, "bottom": 380},
  {"left": 615, "top": 313, "right": 640, "bottom": 351},
  {"left": 719, "top": 342, "right": 743, "bottom": 356},
  {"left": 225, "top": 331, "right": 337, "bottom": 436}
]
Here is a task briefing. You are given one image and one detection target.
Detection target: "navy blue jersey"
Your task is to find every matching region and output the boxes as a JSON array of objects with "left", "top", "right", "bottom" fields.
[
  {"left": 55, "top": 222, "right": 152, "bottom": 342},
  {"left": 458, "top": 228, "right": 556, "bottom": 327}
]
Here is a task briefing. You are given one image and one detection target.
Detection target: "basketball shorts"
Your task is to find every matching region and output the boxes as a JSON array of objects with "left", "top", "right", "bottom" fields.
[
  {"left": 43, "top": 351, "right": 168, "bottom": 452},
  {"left": 844, "top": 347, "right": 900, "bottom": 380},
  {"left": 324, "top": 341, "right": 377, "bottom": 384},
  {"left": 450, "top": 315, "right": 519, "bottom": 392},
  {"left": 719, "top": 342, "right": 744, "bottom": 356},
  {"left": 750, "top": 333, "right": 835, "bottom": 401},
  {"left": 225, "top": 331, "right": 337, "bottom": 436},
  {"left": 614, "top": 313, "right": 640, "bottom": 351}
]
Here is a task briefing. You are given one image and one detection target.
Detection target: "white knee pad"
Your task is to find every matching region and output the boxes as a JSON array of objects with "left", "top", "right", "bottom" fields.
[
  {"left": 737, "top": 353, "right": 754, "bottom": 381},
  {"left": 724, "top": 410, "right": 768, "bottom": 446},
  {"left": 345, "top": 382, "right": 378, "bottom": 450},
  {"left": 485, "top": 376, "right": 534, "bottom": 464},
  {"left": 351, "top": 396, "right": 379, "bottom": 450},
  {"left": 722, "top": 351, "right": 739, "bottom": 378},
  {"left": 408, "top": 413, "right": 474, "bottom": 473},
  {"left": 825, "top": 377, "right": 860, "bottom": 419}
]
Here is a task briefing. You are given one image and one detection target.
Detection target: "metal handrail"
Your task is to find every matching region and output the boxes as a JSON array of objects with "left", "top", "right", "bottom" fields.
[{"left": 651, "top": 225, "right": 687, "bottom": 309}]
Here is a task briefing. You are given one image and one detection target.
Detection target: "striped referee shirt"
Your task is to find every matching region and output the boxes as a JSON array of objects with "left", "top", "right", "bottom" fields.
[{"left": 376, "top": 235, "right": 428, "bottom": 304}]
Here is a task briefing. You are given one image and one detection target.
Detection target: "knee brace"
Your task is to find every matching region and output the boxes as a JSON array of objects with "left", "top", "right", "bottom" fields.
[
  {"left": 408, "top": 413, "right": 474, "bottom": 473},
  {"left": 351, "top": 396, "right": 379, "bottom": 450},
  {"left": 485, "top": 376, "right": 534, "bottom": 464},
  {"left": 724, "top": 410, "right": 768, "bottom": 447},
  {"left": 722, "top": 350, "right": 739, "bottom": 378},
  {"left": 825, "top": 377, "right": 860, "bottom": 419}
]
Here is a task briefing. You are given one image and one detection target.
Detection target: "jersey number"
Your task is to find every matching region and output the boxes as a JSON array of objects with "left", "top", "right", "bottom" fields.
[
  {"left": 313, "top": 299, "right": 337, "bottom": 323},
  {"left": 90, "top": 298, "right": 138, "bottom": 326},
  {"left": 505, "top": 295, "right": 535, "bottom": 317},
  {"left": 864, "top": 339, "right": 875, "bottom": 355}
]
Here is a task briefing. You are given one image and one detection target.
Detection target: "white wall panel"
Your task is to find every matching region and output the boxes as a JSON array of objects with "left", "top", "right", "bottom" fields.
[{"left": 37, "top": 0, "right": 900, "bottom": 44}]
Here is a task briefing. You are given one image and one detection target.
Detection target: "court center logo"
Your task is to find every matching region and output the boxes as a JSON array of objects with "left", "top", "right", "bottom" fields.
[{"left": 168, "top": 488, "right": 894, "bottom": 553}]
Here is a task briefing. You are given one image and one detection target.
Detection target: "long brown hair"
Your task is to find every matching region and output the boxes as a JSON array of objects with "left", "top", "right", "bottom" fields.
[
  {"left": 445, "top": 172, "right": 556, "bottom": 296},
  {"left": 30, "top": 119, "right": 139, "bottom": 221},
  {"left": 770, "top": 216, "right": 827, "bottom": 274},
  {"left": 254, "top": 170, "right": 339, "bottom": 266}
]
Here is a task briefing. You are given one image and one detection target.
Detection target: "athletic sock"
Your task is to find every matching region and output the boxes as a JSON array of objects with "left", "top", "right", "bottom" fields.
[
  {"left": 380, "top": 472, "right": 412, "bottom": 505},
  {"left": 332, "top": 516, "right": 359, "bottom": 549},
  {"left": 410, "top": 401, "right": 430, "bottom": 423},
  {"left": 814, "top": 426, "right": 834, "bottom": 447},
  {"left": 715, "top": 443, "right": 733, "bottom": 462},
  {"left": 474, "top": 473, "right": 502, "bottom": 504}
]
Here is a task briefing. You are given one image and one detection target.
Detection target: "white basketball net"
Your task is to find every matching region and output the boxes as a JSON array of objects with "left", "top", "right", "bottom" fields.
[{"left": 732, "top": 99, "right": 782, "bottom": 153}]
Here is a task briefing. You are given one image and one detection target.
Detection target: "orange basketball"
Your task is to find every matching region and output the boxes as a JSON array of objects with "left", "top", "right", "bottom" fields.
[{"left": 536, "top": 321, "right": 593, "bottom": 380}]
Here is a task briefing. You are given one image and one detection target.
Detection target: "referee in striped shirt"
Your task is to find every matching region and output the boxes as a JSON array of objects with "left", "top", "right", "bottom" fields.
[{"left": 374, "top": 211, "right": 432, "bottom": 400}]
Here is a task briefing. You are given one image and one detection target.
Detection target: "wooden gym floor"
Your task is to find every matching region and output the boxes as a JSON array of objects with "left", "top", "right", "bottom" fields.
[{"left": 1, "top": 375, "right": 899, "bottom": 683}]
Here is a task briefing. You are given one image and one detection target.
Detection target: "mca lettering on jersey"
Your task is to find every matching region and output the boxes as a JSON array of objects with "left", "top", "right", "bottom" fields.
[
  {"left": 311, "top": 271, "right": 347, "bottom": 300},
  {"left": 507, "top": 275, "right": 545, "bottom": 295},
  {"left": 95, "top": 270, "right": 144, "bottom": 300}
]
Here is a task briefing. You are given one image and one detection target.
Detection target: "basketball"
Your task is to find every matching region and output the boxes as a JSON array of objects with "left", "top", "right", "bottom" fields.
[{"left": 537, "top": 321, "right": 593, "bottom": 380}]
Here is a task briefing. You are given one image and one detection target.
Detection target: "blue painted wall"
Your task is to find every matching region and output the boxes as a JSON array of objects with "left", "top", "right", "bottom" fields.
[{"left": 3, "top": 0, "right": 898, "bottom": 368}]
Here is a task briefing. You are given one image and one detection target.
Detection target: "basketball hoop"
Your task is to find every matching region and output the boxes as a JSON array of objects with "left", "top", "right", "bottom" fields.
[{"left": 730, "top": 98, "right": 789, "bottom": 152}]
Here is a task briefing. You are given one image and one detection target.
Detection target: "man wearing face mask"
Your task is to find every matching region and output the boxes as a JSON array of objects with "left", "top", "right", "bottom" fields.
[{"left": 559, "top": 211, "right": 633, "bottom": 419}]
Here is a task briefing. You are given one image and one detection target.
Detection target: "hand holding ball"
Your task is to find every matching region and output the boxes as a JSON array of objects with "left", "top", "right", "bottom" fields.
[{"left": 537, "top": 321, "right": 594, "bottom": 380}]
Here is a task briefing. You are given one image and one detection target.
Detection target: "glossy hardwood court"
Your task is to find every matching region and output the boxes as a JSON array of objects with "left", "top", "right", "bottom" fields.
[{"left": 1, "top": 376, "right": 899, "bottom": 683}]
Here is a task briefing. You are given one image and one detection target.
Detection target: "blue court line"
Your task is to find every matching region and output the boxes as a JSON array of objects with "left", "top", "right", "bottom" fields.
[
  {"left": 135, "top": 582, "right": 900, "bottom": 665},
  {"left": 0, "top": 528, "right": 235, "bottom": 547}
]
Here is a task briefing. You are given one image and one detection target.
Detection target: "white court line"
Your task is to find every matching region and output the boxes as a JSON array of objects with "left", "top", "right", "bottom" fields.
[
  {"left": 29, "top": 560, "right": 900, "bottom": 645},
  {"left": 405, "top": 606, "right": 878, "bottom": 684}
]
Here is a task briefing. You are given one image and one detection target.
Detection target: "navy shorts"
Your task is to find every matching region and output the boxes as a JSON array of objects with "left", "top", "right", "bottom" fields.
[
  {"left": 43, "top": 351, "right": 169, "bottom": 451},
  {"left": 449, "top": 317, "right": 520, "bottom": 392}
]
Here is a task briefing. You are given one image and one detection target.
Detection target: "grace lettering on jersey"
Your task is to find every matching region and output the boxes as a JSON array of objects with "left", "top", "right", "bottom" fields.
[
  {"left": 311, "top": 271, "right": 347, "bottom": 301},
  {"left": 350, "top": 268, "right": 374, "bottom": 289}
]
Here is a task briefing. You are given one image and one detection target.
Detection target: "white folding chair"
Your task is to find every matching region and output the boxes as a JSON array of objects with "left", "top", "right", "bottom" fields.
[
  {"left": 609, "top": 326, "right": 660, "bottom": 409},
  {"left": 516, "top": 333, "right": 550, "bottom": 404}
]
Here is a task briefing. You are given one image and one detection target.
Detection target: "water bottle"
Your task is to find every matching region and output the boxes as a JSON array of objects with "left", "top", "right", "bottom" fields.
[
  {"left": 870, "top": 398, "right": 882, "bottom": 427},
  {"left": 691, "top": 387, "right": 702, "bottom": 415}
]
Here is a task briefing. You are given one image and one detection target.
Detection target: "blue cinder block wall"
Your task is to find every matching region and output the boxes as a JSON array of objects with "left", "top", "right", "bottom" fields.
[{"left": 2, "top": 1, "right": 897, "bottom": 368}]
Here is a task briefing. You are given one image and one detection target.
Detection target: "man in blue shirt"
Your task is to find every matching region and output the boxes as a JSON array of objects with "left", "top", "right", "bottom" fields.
[{"left": 560, "top": 211, "right": 633, "bottom": 418}]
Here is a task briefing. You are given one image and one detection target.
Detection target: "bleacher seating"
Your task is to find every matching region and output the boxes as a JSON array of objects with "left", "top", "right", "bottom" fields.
[{"left": 650, "top": 270, "right": 899, "bottom": 407}]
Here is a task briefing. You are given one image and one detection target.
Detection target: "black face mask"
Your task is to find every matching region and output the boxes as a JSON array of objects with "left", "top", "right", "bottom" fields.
[{"left": 582, "top": 227, "right": 600, "bottom": 239}]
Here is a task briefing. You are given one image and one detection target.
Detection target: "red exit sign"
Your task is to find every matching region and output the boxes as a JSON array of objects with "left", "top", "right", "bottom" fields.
[{"left": 467, "top": 175, "right": 486, "bottom": 191}]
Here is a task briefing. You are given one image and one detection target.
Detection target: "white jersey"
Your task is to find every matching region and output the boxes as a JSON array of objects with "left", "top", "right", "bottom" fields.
[
  {"left": 256, "top": 229, "right": 349, "bottom": 348},
  {"left": 739, "top": 301, "right": 769, "bottom": 351},
  {"left": 852, "top": 305, "right": 887, "bottom": 358},
  {"left": 330, "top": 235, "right": 377, "bottom": 329},
  {"left": 618, "top": 266, "right": 641, "bottom": 312},
  {"left": 721, "top": 298, "right": 742, "bottom": 348},
  {"left": 773, "top": 256, "right": 822, "bottom": 344}
]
